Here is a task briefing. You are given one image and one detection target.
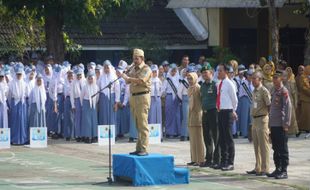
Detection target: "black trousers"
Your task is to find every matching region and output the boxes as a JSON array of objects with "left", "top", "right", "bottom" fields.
[
  {"left": 218, "top": 110, "right": 235, "bottom": 166},
  {"left": 202, "top": 109, "right": 220, "bottom": 164},
  {"left": 270, "top": 127, "right": 289, "bottom": 171}
]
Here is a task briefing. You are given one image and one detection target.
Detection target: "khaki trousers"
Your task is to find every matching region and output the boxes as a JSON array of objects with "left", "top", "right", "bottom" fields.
[
  {"left": 130, "top": 94, "right": 151, "bottom": 152},
  {"left": 252, "top": 116, "right": 270, "bottom": 173},
  {"left": 188, "top": 126, "right": 205, "bottom": 163}
]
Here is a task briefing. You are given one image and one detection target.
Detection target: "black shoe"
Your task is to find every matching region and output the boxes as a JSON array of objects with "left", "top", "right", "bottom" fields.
[
  {"left": 275, "top": 172, "right": 288, "bottom": 179},
  {"left": 129, "top": 151, "right": 139, "bottom": 155},
  {"left": 267, "top": 169, "right": 281, "bottom": 178},
  {"left": 173, "top": 135, "right": 179, "bottom": 138},
  {"left": 136, "top": 151, "right": 148, "bottom": 156},
  {"left": 222, "top": 164, "right": 234, "bottom": 171},
  {"left": 296, "top": 132, "right": 301, "bottom": 137},
  {"left": 233, "top": 134, "right": 238, "bottom": 139},
  {"left": 246, "top": 169, "right": 257, "bottom": 175},
  {"left": 180, "top": 136, "right": 186, "bottom": 141},
  {"left": 212, "top": 163, "right": 221, "bottom": 170},
  {"left": 187, "top": 162, "right": 196, "bottom": 166},
  {"left": 193, "top": 163, "right": 200, "bottom": 166},
  {"left": 92, "top": 137, "right": 98, "bottom": 143},
  {"left": 200, "top": 162, "right": 212, "bottom": 168},
  {"left": 84, "top": 138, "right": 91, "bottom": 144},
  {"left": 52, "top": 133, "right": 59, "bottom": 139},
  {"left": 129, "top": 137, "right": 135, "bottom": 142},
  {"left": 76, "top": 137, "right": 81, "bottom": 142},
  {"left": 65, "top": 137, "right": 71, "bottom": 141}
]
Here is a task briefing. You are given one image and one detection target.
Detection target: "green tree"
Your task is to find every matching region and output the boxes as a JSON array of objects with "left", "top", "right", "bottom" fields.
[{"left": 0, "top": 0, "right": 152, "bottom": 62}]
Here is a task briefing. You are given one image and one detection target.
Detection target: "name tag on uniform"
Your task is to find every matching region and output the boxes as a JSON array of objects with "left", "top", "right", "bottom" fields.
[
  {"left": 207, "top": 89, "right": 213, "bottom": 94},
  {"left": 253, "top": 102, "right": 257, "bottom": 109}
]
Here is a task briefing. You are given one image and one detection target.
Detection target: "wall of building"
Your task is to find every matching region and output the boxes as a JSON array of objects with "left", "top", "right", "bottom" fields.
[{"left": 192, "top": 8, "right": 221, "bottom": 46}]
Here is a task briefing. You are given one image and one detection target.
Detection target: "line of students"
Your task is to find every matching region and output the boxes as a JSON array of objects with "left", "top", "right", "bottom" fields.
[{"left": 0, "top": 59, "right": 172, "bottom": 144}]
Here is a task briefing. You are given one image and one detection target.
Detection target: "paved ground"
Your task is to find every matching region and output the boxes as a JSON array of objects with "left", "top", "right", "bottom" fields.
[{"left": 0, "top": 134, "right": 310, "bottom": 190}]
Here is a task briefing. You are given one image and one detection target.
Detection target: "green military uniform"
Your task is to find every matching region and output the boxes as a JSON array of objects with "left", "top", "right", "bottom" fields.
[
  {"left": 200, "top": 64, "right": 220, "bottom": 166},
  {"left": 251, "top": 84, "right": 271, "bottom": 174},
  {"left": 127, "top": 49, "right": 152, "bottom": 153}
]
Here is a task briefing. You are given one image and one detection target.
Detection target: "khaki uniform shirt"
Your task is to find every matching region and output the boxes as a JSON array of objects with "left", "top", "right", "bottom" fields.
[
  {"left": 127, "top": 62, "right": 151, "bottom": 94},
  {"left": 251, "top": 84, "right": 271, "bottom": 117}
]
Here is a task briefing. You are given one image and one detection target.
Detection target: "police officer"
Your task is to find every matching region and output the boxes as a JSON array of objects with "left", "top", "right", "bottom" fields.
[
  {"left": 246, "top": 71, "right": 271, "bottom": 176},
  {"left": 200, "top": 63, "right": 221, "bottom": 168},
  {"left": 267, "top": 70, "right": 292, "bottom": 179},
  {"left": 122, "top": 49, "right": 152, "bottom": 156}
]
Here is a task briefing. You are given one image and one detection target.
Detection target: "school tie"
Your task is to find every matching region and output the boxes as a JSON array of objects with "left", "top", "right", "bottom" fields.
[
  {"left": 39, "top": 89, "right": 42, "bottom": 111},
  {"left": 154, "top": 82, "right": 158, "bottom": 97},
  {"left": 216, "top": 80, "right": 223, "bottom": 111}
]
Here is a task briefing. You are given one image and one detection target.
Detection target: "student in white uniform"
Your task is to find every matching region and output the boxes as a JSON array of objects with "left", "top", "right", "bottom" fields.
[
  {"left": 80, "top": 71, "right": 99, "bottom": 143},
  {"left": 0, "top": 69, "right": 8, "bottom": 128},
  {"left": 178, "top": 68, "right": 189, "bottom": 141},
  {"left": 97, "top": 60, "right": 120, "bottom": 126},
  {"left": 71, "top": 68, "right": 86, "bottom": 142}
]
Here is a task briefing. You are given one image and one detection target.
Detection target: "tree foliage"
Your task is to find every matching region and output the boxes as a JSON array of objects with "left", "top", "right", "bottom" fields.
[{"left": 0, "top": 0, "right": 153, "bottom": 59}]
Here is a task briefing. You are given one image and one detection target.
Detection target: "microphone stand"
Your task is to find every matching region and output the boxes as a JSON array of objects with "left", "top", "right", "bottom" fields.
[{"left": 91, "top": 65, "right": 134, "bottom": 185}]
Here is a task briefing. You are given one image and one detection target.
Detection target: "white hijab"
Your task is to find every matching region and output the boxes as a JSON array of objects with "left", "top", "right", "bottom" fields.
[
  {"left": 166, "top": 67, "right": 180, "bottom": 99},
  {"left": 32, "top": 78, "right": 47, "bottom": 112},
  {"left": 86, "top": 76, "right": 98, "bottom": 109},
  {"left": 10, "top": 74, "right": 27, "bottom": 105},
  {"left": 43, "top": 65, "right": 53, "bottom": 90},
  {"left": 99, "top": 62, "right": 117, "bottom": 97},
  {"left": 0, "top": 80, "right": 8, "bottom": 104}
]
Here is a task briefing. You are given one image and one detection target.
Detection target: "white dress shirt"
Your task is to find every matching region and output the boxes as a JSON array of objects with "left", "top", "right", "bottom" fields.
[
  {"left": 218, "top": 77, "right": 238, "bottom": 111},
  {"left": 151, "top": 77, "right": 162, "bottom": 97}
]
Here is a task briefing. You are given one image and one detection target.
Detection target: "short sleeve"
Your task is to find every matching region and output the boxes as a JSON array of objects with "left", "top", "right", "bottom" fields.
[
  {"left": 263, "top": 88, "right": 271, "bottom": 106},
  {"left": 139, "top": 67, "right": 151, "bottom": 83}
]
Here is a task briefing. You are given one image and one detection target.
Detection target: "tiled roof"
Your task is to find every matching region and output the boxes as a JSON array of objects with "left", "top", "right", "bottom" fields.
[
  {"left": 69, "top": 1, "right": 206, "bottom": 47},
  {"left": 0, "top": 1, "right": 206, "bottom": 48}
]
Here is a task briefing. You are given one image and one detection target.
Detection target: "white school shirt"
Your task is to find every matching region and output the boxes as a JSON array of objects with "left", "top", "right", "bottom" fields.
[
  {"left": 98, "top": 74, "right": 120, "bottom": 102},
  {"left": 161, "top": 75, "right": 180, "bottom": 99},
  {"left": 64, "top": 80, "right": 73, "bottom": 97},
  {"left": 150, "top": 77, "right": 162, "bottom": 97},
  {"left": 25, "top": 79, "right": 35, "bottom": 97},
  {"left": 80, "top": 83, "right": 99, "bottom": 108},
  {"left": 218, "top": 77, "right": 238, "bottom": 111},
  {"left": 119, "top": 78, "right": 130, "bottom": 106},
  {"left": 234, "top": 76, "right": 247, "bottom": 98},
  {"left": 70, "top": 79, "right": 86, "bottom": 109},
  {"left": 177, "top": 78, "right": 188, "bottom": 100},
  {"left": 48, "top": 76, "right": 65, "bottom": 101},
  {"left": 122, "top": 84, "right": 130, "bottom": 106},
  {"left": 0, "top": 82, "right": 8, "bottom": 128}
]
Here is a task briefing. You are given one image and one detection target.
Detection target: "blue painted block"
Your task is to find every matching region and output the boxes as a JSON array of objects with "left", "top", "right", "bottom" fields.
[{"left": 113, "top": 154, "right": 189, "bottom": 186}]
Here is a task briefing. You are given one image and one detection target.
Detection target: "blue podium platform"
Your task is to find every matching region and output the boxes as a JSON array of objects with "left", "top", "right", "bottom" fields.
[{"left": 113, "top": 154, "right": 189, "bottom": 186}]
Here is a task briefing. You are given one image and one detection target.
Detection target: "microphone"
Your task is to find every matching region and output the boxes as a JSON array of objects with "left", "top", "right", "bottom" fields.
[{"left": 123, "top": 64, "right": 135, "bottom": 74}]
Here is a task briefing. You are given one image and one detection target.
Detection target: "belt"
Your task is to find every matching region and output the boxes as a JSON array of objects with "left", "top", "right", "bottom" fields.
[
  {"left": 167, "top": 93, "right": 173, "bottom": 95},
  {"left": 203, "top": 108, "right": 217, "bottom": 113},
  {"left": 132, "top": 91, "right": 149, "bottom": 96},
  {"left": 57, "top": 93, "right": 63, "bottom": 95},
  {"left": 219, "top": 109, "right": 233, "bottom": 112},
  {"left": 253, "top": 114, "right": 267, "bottom": 118}
]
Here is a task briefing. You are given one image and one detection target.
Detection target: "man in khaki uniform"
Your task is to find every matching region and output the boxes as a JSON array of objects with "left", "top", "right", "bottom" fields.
[
  {"left": 122, "top": 49, "right": 151, "bottom": 156},
  {"left": 246, "top": 71, "right": 271, "bottom": 176}
]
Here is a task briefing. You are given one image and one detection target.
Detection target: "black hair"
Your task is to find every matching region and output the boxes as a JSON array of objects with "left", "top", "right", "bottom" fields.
[{"left": 218, "top": 63, "right": 230, "bottom": 72}]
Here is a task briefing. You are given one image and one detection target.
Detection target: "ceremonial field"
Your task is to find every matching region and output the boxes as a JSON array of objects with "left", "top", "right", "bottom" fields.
[{"left": 0, "top": 136, "right": 309, "bottom": 190}]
